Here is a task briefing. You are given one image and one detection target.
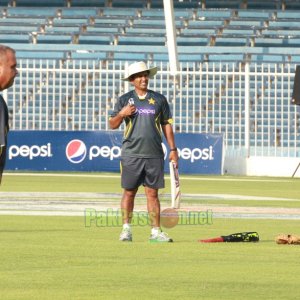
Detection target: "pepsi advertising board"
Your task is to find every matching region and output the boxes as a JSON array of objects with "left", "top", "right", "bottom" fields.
[{"left": 5, "top": 131, "right": 224, "bottom": 174}]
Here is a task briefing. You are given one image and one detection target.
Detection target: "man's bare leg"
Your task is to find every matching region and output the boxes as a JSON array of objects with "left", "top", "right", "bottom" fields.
[
  {"left": 145, "top": 186, "right": 173, "bottom": 242},
  {"left": 119, "top": 188, "right": 138, "bottom": 241},
  {"left": 145, "top": 186, "right": 160, "bottom": 228},
  {"left": 121, "top": 188, "right": 138, "bottom": 224}
]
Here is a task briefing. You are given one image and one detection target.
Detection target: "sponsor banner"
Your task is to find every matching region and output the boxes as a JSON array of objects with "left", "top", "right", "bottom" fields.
[{"left": 6, "top": 131, "right": 223, "bottom": 174}]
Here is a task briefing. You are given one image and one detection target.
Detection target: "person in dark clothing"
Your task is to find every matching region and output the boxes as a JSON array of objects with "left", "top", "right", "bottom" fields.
[{"left": 0, "top": 45, "right": 18, "bottom": 184}]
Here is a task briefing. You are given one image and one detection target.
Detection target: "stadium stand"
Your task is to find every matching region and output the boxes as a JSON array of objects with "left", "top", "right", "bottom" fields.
[
  {"left": 0, "top": 0, "right": 299, "bottom": 63},
  {"left": 0, "top": 0, "right": 299, "bottom": 154}
]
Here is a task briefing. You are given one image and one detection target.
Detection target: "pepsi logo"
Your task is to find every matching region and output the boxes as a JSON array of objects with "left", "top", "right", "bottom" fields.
[{"left": 66, "top": 139, "right": 87, "bottom": 163}]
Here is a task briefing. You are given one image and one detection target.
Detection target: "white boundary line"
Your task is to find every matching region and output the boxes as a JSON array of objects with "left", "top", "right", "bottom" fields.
[
  {"left": 3, "top": 172, "right": 295, "bottom": 183},
  {"left": 0, "top": 192, "right": 298, "bottom": 201}
]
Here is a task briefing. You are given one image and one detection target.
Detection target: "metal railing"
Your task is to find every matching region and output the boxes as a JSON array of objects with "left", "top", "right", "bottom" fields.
[{"left": 6, "top": 59, "right": 300, "bottom": 157}]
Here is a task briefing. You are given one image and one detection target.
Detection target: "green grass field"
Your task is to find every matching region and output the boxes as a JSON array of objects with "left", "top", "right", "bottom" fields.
[{"left": 1, "top": 173, "right": 300, "bottom": 299}]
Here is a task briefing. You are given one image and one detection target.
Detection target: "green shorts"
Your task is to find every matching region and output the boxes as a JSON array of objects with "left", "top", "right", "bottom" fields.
[{"left": 121, "top": 157, "right": 165, "bottom": 189}]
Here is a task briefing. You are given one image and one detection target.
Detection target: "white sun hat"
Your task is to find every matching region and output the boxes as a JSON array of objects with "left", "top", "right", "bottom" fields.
[{"left": 122, "top": 61, "right": 158, "bottom": 81}]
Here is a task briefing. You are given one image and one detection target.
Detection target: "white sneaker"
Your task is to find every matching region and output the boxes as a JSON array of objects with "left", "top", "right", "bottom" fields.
[
  {"left": 149, "top": 231, "right": 173, "bottom": 243},
  {"left": 119, "top": 228, "right": 132, "bottom": 242}
]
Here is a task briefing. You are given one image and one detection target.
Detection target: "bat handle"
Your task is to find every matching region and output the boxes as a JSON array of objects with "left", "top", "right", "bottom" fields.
[{"left": 171, "top": 160, "right": 178, "bottom": 168}]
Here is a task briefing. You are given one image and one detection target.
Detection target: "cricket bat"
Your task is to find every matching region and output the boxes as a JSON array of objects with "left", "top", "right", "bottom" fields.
[{"left": 169, "top": 161, "right": 181, "bottom": 209}]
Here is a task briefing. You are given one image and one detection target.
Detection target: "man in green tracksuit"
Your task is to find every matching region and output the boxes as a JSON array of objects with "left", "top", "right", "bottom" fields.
[{"left": 109, "top": 61, "right": 178, "bottom": 242}]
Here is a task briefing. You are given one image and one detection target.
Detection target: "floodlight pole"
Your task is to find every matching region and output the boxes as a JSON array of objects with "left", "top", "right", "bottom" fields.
[{"left": 163, "top": 0, "right": 179, "bottom": 76}]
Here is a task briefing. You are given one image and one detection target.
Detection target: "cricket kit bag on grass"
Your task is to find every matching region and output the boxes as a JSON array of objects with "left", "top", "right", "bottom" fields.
[{"left": 199, "top": 232, "right": 259, "bottom": 243}]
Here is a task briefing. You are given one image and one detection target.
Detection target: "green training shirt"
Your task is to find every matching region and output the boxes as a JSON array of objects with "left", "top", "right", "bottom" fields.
[{"left": 110, "top": 89, "right": 173, "bottom": 158}]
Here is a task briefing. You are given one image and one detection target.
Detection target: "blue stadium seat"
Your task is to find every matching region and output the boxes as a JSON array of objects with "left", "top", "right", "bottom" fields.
[
  {"left": 45, "top": 26, "right": 80, "bottom": 34},
  {"left": 204, "top": 0, "right": 241, "bottom": 9},
  {"left": 0, "top": 24, "right": 40, "bottom": 32},
  {"left": 7, "top": 7, "right": 57, "bottom": 17},
  {"left": 111, "top": 0, "right": 148, "bottom": 8},
  {"left": 0, "top": 17, "right": 46, "bottom": 25},
  {"left": 52, "top": 18, "right": 88, "bottom": 25},
  {"left": 181, "top": 28, "right": 217, "bottom": 35},
  {"left": 113, "top": 52, "right": 148, "bottom": 61},
  {"left": 187, "top": 20, "right": 225, "bottom": 27},
  {"left": 13, "top": 0, "right": 65, "bottom": 7},
  {"left": 36, "top": 34, "right": 72, "bottom": 44},
  {"left": 177, "top": 36, "right": 208, "bottom": 46},
  {"left": 196, "top": 9, "right": 232, "bottom": 18},
  {"left": 268, "top": 20, "right": 300, "bottom": 28},
  {"left": 16, "top": 50, "right": 66, "bottom": 59},
  {"left": 214, "top": 36, "right": 248, "bottom": 47},
  {"left": 86, "top": 26, "right": 120, "bottom": 34},
  {"left": 60, "top": 7, "right": 98, "bottom": 17},
  {"left": 102, "top": 8, "right": 136, "bottom": 17},
  {"left": 229, "top": 20, "right": 264, "bottom": 27},
  {"left": 237, "top": 10, "right": 271, "bottom": 19},
  {"left": 70, "top": 0, "right": 105, "bottom": 6},
  {"left": 284, "top": 0, "right": 300, "bottom": 9},
  {"left": 246, "top": 0, "right": 281, "bottom": 9},
  {"left": 276, "top": 11, "right": 299, "bottom": 19},
  {"left": 255, "top": 37, "right": 300, "bottom": 48},
  {"left": 77, "top": 34, "right": 112, "bottom": 45},
  {"left": 117, "top": 35, "right": 165, "bottom": 46},
  {"left": 0, "top": 33, "right": 29, "bottom": 43}
]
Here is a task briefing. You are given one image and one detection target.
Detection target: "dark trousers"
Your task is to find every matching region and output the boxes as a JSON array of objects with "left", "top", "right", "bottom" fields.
[{"left": 0, "top": 146, "right": 7, "bottom": 184}]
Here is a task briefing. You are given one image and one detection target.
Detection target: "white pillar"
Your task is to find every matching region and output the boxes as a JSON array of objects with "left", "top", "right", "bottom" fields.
[
  {"left": 244, "top": 62, "right": 250, "bottom": 157},
  {"left": 163, "top": 0, "right": 179, "bottom": 76}
]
